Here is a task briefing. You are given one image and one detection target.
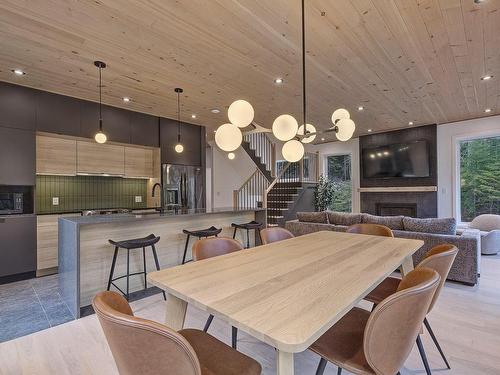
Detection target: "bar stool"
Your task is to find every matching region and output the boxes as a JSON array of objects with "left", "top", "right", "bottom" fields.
[
  {"left": 181, "top": 226, "right": 222, "bottom": 264},
  {"left": 107, "top": 234, "right": 166, "bottom": 301},
  {"left": 231, "top": 221, "right": 263, "bottom": 248}
]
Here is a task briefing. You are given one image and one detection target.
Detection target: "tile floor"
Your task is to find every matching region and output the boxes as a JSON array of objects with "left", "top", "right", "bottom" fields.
[{"left": 0, "top": 275, "right": 74, "bottom": 343}]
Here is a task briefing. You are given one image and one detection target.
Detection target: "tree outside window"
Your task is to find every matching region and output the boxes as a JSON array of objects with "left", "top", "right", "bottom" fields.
[
  {"left": 326, "top": 154, "right": 352, "bottom": 212},
  {"left": 459, "top": 136, "right": 500, "bottom": 222}
]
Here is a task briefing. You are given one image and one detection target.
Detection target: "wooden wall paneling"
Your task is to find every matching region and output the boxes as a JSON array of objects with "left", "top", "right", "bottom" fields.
[
  {"left": 76, "top": 140, "right": 125, "bottom": 176},
  {"left": 36, "top": 135, "right": 77, "bottom": 175}
]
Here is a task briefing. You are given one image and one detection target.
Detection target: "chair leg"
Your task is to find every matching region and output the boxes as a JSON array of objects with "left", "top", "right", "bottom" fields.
[
  {"left": 126, "top": 249, "right": 130, "bottom": 301},
  {"left": 232, "top": 326, "right": 238, "bottom": 349},
  {"left": 232, "top": 226, "right": 238, "bottom": 239},
  {"left": 151, "top": 244, "right": 166, "bottom": 301},
  {"left": 246, "top": 228, "right": 250, "bottom": 248},
  {"left": 142, "top": 247, "right": 147, "bottom": 289},
  {"left": 337, "top": 366, "right": 342, "bottom": 375},
  {"left": 204, "top": 314, "right": 214, "bottom": 332},
  {"left": 416, "top": 336, "right": 432, "bottom": 375},
  {"left": 107, "top": 246, "right": 118, "bottom": 291},
  {"left": 315, "top": 358, "right": 327, "bottom": 375},
  {"left": 424, "top": 318, "right": 451, "bottom": 369},
  {"left": 182, "top": 234, "right": 190, "bottom": 264}
]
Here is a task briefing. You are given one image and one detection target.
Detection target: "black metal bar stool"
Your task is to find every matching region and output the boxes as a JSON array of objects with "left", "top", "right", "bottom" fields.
[
  {"left": 232, "top": 221, "right": 263, "bottom": 248},
  {"left": 181, "top": 226, "right": 222, "bottom": 264},
  {"left": 107, "top": 234, "right": 166, "bottom": 301}
]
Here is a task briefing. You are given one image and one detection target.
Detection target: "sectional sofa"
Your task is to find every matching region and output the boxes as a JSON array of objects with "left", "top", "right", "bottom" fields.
[{"left": 285, "top": 211, "right": 480, "bottom": 285}]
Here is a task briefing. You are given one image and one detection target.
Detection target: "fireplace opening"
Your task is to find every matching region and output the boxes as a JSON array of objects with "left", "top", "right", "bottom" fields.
[{"left": 376, "top": 203, "right": 417, "bottom": 217}]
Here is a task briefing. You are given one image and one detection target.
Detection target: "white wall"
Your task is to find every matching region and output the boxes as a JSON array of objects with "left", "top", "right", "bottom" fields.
[
  {"left": 437, "top": 115, "right": 500, "bottom": 220},
  {"left": 308, "top": 138, "right": 361, "bottom": 213},
  {"left": 210, "top": 142, "right": 256, "bottom": 208}
]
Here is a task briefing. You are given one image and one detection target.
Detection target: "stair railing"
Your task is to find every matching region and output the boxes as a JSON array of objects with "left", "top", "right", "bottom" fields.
[
  {"left": 263, "top": 161, "right": 292, "bottom": 208},
  {"left": 233, "top": 168, "right": 270, "bottom": 210},
  {"left": 299, "top": 151, "right": 320, "bottom": 182},
  {"left": 243, "top": 133, "right": 276, "bottom": 177}
]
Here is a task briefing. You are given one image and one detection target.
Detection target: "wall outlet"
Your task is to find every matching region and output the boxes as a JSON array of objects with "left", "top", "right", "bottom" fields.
[
  {"left": 52, "top": 197, "right": 59, "bottom": 206},
  {"left": 135, "top": 196, "right": 142, "bottom": 203}
]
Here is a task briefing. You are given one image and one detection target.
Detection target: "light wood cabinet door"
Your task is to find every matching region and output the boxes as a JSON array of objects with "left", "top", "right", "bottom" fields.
[
  {"left": 36, "top": 135, "right": 77, "bottom": 175},
  {"left": 125, "top": 147, "right": 153, "bottom": 178},
  {"left": 77, "top": 140, "right": 125, "bottom": 175},
  {"left": 37, "top": 215, "right": 59, "bottom": 270}
]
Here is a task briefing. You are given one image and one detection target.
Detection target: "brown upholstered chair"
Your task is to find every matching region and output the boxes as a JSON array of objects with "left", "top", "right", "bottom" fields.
[
  {"left": 93, "top": 291, "right": 261, "bottom": 375},
  {"left": 260, "top": 227, "right": 294, "bottom": 244},
  {"left": 192, "top": 237, "right": 243, "bottom": 349},
  {"left": 346, "top": 223, "right": 394, "bottom": 237},
  {"left": 365, "top": 244, "right": 459, "bottom": 374},
  {"left": 310, "top": 268, "right": 440, "bottom": 375}
]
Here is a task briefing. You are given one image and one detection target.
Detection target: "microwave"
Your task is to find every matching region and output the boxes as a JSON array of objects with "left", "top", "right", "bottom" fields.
[{"left": 0, "top": 192, "right": 23, "bottom": 215}]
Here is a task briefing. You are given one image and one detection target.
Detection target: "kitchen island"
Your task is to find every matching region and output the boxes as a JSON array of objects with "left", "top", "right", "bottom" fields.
[{"left": 58, "top": 208, "right": 266, "bottom": 318}]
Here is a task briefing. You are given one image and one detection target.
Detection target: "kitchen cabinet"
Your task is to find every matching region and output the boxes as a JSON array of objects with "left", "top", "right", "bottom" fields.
[
  {"left": 0, "top": 127, "right": 35, "bottom": 185},
  {"left": 36, "top": 91, "right": 81, "bottom": 136},
  {"left": 130, "top": 111, "right": 159, "bottom": 147},
  {"left": 0, "top": 215, "right": 36, "bottom": 278},
  {"left": 77, "top": 140, "right": 125, "bottom": 176},
  {"left": 0, "top": 82, "right": 36, "bottom": 130},
  {"left": 125, "top": 147, "right": 153, "bottom": 178},
  {"left": 36, "top": 135, "right": 77, "bottom": 175}
]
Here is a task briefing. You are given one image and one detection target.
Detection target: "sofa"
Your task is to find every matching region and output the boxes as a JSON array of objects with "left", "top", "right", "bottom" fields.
[{"left": 285, "top": 211, "right": 480, "bottom": 285}]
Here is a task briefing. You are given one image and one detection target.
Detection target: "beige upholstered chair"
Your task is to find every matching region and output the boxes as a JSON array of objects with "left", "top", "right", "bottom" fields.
[
  {"left": 93, "top": 291, "right": 261, "bottom": 375},
  {"left": 192, "top": 237, "right": 243, "bottom": 349},
  {"left": 310, "top": 268, "right": 440, "bottom": 375},
  {"left": 365, "top": 244, "right": 458, "bottom": 374},
  {"left": 260, "top": 227, "right": 294, "bottom": 244},
  {"left": 346, "top": 223, "right": 394, "bottom": 237},
  {"left": 470, "top": 214, "right": 500, "bottom": 255}
]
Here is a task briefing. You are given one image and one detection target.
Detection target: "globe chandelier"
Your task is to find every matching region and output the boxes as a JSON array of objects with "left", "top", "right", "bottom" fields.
[{"left": 214, "top": 0, "right": 355, "bottom": 161}]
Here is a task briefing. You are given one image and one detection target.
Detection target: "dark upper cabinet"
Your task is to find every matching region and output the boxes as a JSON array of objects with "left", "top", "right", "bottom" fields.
[
  {"left": 130, "top": 111, "right": 159, "bottom": 147},
  {"left": 0, "top": 127, "right": 35, "bottom": 185},
  {"left": 36, "top": 91, "right": 81, "bottom": 136},
  {"left": 0, "top": 82, "right": 36, "bottom": 130},
  {"left": 80, "top": 102, "right": 131, "bottom": 143},
  {"left": 160, "top": 118, "right": 203, "bottom": 166}
]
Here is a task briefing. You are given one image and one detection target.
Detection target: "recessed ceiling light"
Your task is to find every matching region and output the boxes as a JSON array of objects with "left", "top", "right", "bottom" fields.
[
  {"left": 367, "top": 129, "right": 372, "bottom": 132},
  {"left": 484, "top": 108, "right": 492, "bottom": 113},
  {"left": 481, "top": 75, "right": 493, "bottom": 81},
  {"left": 474, "top": 0, "right": 485, "bottom": 4},
  {"left": 211, "top": 108, "right": 220, "bottom": 114},
  {"left": 12, "top": 69, "right": 25, "bottom": 76},
  {"left": 408, "top": 121, "right": 414, "bottom": 126},
  {"left": 122, "top": 97, "right": 131, "bottom": 102},
  {"left": 358, "top": 106, "right": 364, "bottom": 111},
  {"left": 321, "top": 137, "right": 325, "bottom": 141},
  {"left": 191, "top": 114, "right": 197, "bottom": 119},
  {"left": 274, "top": 78, "right": 284, "bottom": 84}
]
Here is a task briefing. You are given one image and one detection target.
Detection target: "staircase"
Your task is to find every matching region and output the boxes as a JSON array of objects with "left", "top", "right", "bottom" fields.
[{"left": 234, "top": 132, "right": 319, "bottom": 227}]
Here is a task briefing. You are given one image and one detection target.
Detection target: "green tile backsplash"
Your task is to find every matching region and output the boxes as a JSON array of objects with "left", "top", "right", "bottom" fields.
[{"left": 36, "top": 175, "right": 148, "bottom": 214}]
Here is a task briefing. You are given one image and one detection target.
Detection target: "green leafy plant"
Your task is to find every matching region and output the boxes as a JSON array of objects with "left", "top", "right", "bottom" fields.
[{"left": 314, "top": 174, "right": 335, "bottom": 212}]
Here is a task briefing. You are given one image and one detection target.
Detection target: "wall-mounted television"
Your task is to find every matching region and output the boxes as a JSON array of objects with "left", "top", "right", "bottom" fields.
[{"left": 362, "top": 140, "right": 430, "bottom": 179}]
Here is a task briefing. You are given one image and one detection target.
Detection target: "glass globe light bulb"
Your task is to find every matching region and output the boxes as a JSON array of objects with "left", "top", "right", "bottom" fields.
[
  {"left": 335, "top": 118, "right": 355, "bottom": 141},
  {"left": 228, "top": 152, "right": 235, "bottom": 160},
  {"left": 94, "top": 131, "right": 107, "bottom": 144},
  {"left": 331, "top": 108, "right": 350, "bottom": 125},
  {"left": 282, "top": 139, "right": 305, "bottom": 162},
  {"left": 175, "top": 143, "right": 184, "bottom": 153},
  {"left": 215, "top": 123, "right": 243, "bottom": 152},
  {"left": 272, "top": 114, "right": 299, "bottom": 141},
  {"left": 297, "top": 124, "right": 316, "bottom": 144},
  {"left": 228, "top": 100, "right": 255, "bottom": 128}
]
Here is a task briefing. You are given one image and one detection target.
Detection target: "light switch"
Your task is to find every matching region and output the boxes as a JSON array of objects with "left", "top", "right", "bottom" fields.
[
  {"left": 52, "top": 197, "right": 59, "bottom": 206},
  {"left": 135, "top": 196, "right": 142, "bottom": 203}
]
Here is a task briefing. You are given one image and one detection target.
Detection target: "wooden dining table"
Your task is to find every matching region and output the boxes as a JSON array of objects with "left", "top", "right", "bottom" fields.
[{"left": 148, "top": 230, "right": 423, "bottom": 375}]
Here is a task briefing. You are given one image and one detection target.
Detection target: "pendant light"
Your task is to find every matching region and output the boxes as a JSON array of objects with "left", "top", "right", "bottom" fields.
[
  {"left": 94, "top": 61, "right": 107, "bottom": 144},
  {"left": 174, "top": 87, "right": 184, "bottom": 153}
]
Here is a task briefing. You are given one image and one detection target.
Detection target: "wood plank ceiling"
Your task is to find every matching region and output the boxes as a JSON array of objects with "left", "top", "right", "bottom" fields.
[{"left": 0, "top": 0, "right": 499, "bottom": 142}]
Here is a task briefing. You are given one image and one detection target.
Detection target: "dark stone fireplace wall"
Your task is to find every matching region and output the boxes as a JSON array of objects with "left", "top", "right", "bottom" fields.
[{"left": 359, "top": 125, "right": 438, "bottom": 218}]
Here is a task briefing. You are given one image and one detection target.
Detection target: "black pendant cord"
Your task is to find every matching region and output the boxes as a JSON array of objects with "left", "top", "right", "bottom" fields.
[
  {"left": 301, "top": 0, "right": 308, "bottom": 134},
  {"left": 177, "top": 91, "right": 181, "bottom": 143},
  {"left": 98, "top": 66, "right": 103, "bottom": 131}
]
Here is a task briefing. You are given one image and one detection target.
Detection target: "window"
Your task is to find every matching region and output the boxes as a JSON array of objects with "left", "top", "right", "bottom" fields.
[
  {"left": 459, "top": 136, "right": 500, "bottom": 222},
  {"left": 326, "top": 154, "right": 352, "bottom": 212}
]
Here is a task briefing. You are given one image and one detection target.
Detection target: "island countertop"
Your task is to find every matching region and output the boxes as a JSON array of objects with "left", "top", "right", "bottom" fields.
[{"left": 60, "top": 207, "right": 265, "bottom": 226}]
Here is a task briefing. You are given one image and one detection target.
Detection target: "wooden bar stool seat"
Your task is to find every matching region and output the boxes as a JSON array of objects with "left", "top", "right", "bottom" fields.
[
  {"left": 107, "top": 234, "right": 166, "bottom": 301},
  {"left": 182, "top": 226, "right": 222, "bottom": 264},
  {"left": 231, "top": 220, "right": 263, "bottom": 248}
]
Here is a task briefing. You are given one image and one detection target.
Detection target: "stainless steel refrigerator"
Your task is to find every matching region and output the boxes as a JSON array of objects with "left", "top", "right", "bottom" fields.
[{"left": 162, "top": 164, "right": 204, "bottom": 210}]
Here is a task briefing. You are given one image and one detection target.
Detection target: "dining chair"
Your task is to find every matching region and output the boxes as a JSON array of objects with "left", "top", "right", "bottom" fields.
[
  {"left": 92, "top": 291, "right": 261, "bottom": 375},
  {"left": 364, "top": 244, "right": 459, "bottom": 375},
  {"left": 192, "top": 237, "right": 243, "bottom": 349},
  {"left": 260, "top": 227, "right": 294, "bottom": 244},
  {"left": 346, "top": 223, "right": 394, "bottom": 237},
  {"left": 310, "top": 268, "right": 440, "bottom": 375}
]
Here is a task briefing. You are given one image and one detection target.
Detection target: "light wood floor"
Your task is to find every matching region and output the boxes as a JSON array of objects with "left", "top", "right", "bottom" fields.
[{"left": 1, "top": 255, "right": 499, "bottom": 375}]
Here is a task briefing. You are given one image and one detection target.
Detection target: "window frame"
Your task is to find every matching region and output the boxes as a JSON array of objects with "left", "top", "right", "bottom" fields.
[{"left": 323, "top": 151, "right": 355, "bottom": 213}]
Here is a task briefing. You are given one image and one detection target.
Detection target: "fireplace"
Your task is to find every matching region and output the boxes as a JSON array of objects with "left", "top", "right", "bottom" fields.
[{"left": 376, "top": 203, "right": 417, "bottom": 217}]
